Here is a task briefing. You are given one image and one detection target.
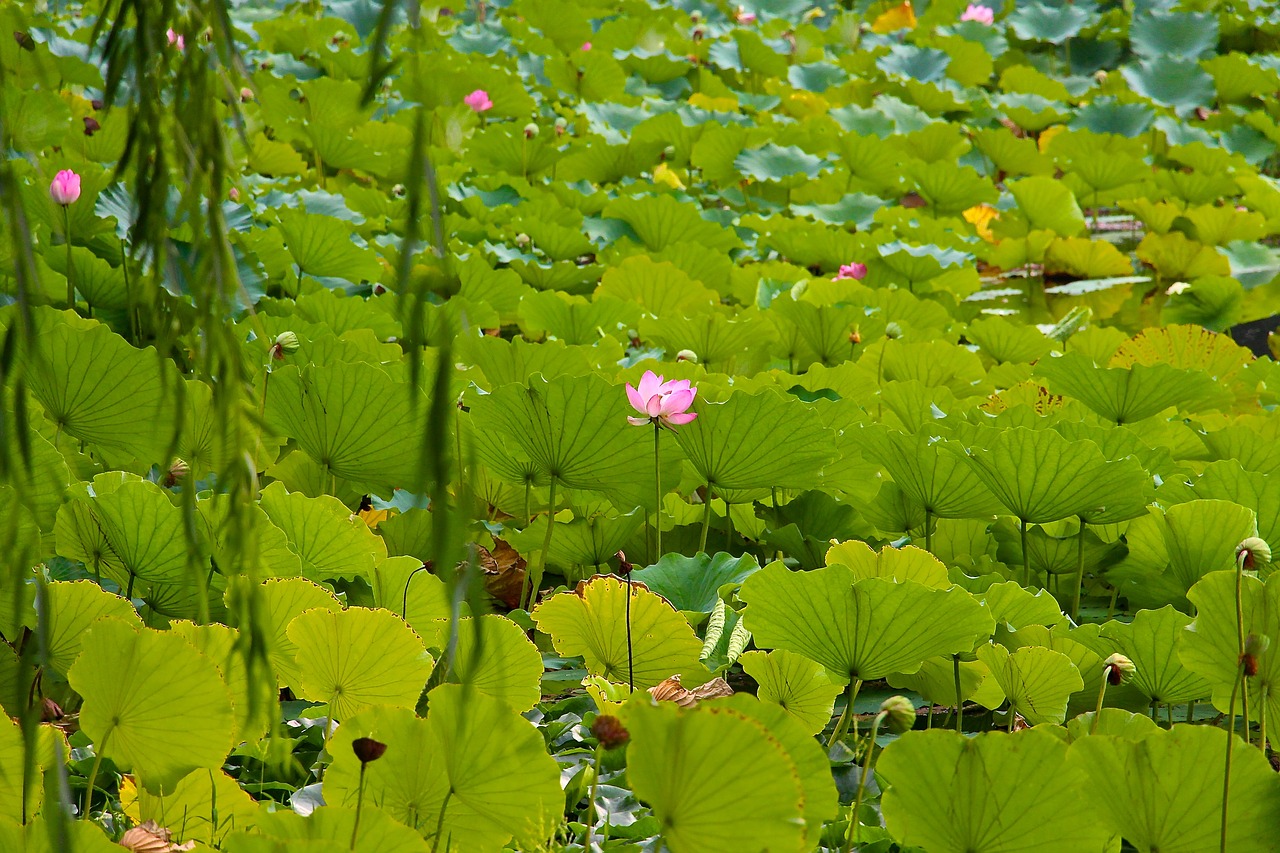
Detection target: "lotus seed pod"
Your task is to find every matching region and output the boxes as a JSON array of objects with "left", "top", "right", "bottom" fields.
[
  {"left": 272, "top": 331, "right": 300, "bottom": 359},
  {"left": 676, "top": 349, "right": 697, "bottom": 363},
  {"left": 240, "top": 87, "right": 254, "bottom": 102},
  {"left": 1236, "top": 537, "right": 1271, "bottom": 571},
  {"left": 662, "top": 145, "right": 676, "bottom": 160},
  {"left": 884, "top": 321, "right": 903, "bottom": 339},
  {"left": 1244, "top": 633, "right": 1270, "bottom": 676},
  {"left": 591, "top": 714, "right": 630, "bottom": 750},
  {"left": 164, "top": 458, "right": 190, "bottom": 488},
  {"left": 351, "top": 736, "right": 387, "bottom": 764},
  {"left": 880, "top": 695, "right": 916, "bottom": 734},
  {"left": 1104, "top": 653, "right": 1135, "bottom": 685},
  {"left": 515, "top": 233, "right": 531, "bottom": 247},
  {"left": 523, "top": 122, "right": 539, "bottom": 139}
]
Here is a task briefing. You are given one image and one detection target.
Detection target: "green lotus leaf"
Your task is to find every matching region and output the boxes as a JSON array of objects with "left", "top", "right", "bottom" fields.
[
  {"left": 860, "top": 426, "right": 1005, "bottom": 521},
  {"left": 469, "top": 374, "right": 661, "bottom": 510},
  {"left": 68, "top": 618, "right": 235, "bottom": 792},
  {"left": 423, "top": 615, "right": 542, "bottom": 713},
  {"left": 1123, "top": 57, "right": 1215, "bottom": 113},
  {"left": 44, "top": 580, "right": 141, "bottom": 677},
  {"left": 6, "top": 819, "right": 121, "bottom": 853},
  {"left": 1037, "top": 351, "right": 1228, "bottom": 423},
  {"left": 286, "top": 606, "right": 434, "bottom": 720},
  {"left": 1161, "top": 499, "right": 1257, "bottom": 594},
  {"left": 672, "top": 389, "right": 836, "bottom": 493},
  {"left": 1071, "top": 725, "right": 1280, "bottom": 852},
  {"left": 632, "top": 552, "right": 760, "bottom": 614},
  {"left": 1008, "top": 0, "right": 1096, "bottom": 42},
  {"left": 1182, "top": 571, "right": 1280, "bottom": 745},
  {"left": 603, "top": 195, "right": 741, "bottom": 254},
  {"left": 1098, "top": 606, "right": 1210, "bottom": 706},
  {"left": 715, "top": 693, "right": 840, "bottom": 848},
  {"left": 1064, "top": 707, "right": 1160, "bottom": 741},
  {"left": 370, "top": 555, "right": 455, "bottom": 636},
  {"left": 241, "top": 578, "right": 341, "bottom": 689},
  {"left": 533, "top": 575, "right": 708, "bottom": 689},
  {"left": 594, "top": 256, "right": 718, "bottom": 319},
  {"left": 980, "top": 581, "right": 1065, "bottom": 630},
  {"left": 767, "top": 298, "right": 865, "bottom": 370},
  {"left": 233, "top": 805, "right": 426, "bottom": 853},
  {"left": 1204, "top": 53, "right": 1280, "bottom": 104},
  {"left": 517, "top": 291, "right": 636, "bottom": 345},
  {"left": 824, "top": 540, "right": 950, "bottom": 588},
  {"left": 740, "top": 563, "right": 993, "bottom": 684},
  {"left": 259, "top": 482, "right": 386, "bottom": 581},
  {"left": 735, "top": 143, "right": 828, "bottom": 188},
  {"left": 622, "top": 699, "right": 806, "bottom": 853},
  {"left": 1188, "top": 460, "right": 1280, "bottom": 548},
  {"left": 1005, "top": 175, "right": 1087, "bottom": 237},
  {"left": 888, "top": 654, "right": 1005, "bottom": 709},
  {"left": 506, "top": 510, "right": 644, "bottom": 577},
  {"left": 879, "top": 728, "right": 1110, "bottom": 853},
  {"left": 976, "top": 643, "right": 1083, "bottom": 725},
  {"left": 18, "top": 308, "right": 180, "bottom": 464},
  {"left": 264, "top": 362, "right": 428, "bottom": 495},
  {"left": 965, "top": 316, "right": 1055, "bottom": 365},
  {"left": 1044, "top": 237, "right": 1135, "bottom": 278},
  {"left": 1135, "top": 231, "right": 1231, "bottom": 279},
  {"left": 640, "top": 312, "right": 765, "bottom": 374},
  {"left": 198, "top": 494, "right": 302, "bottom": 579},
  {"left": 44, "top": 245, "right": 128, "bottom": 310},
  {"left": 906, "top": 160, "right": 997, "bottom": 216},
  {"left": 137, "top": 768, "right": 262, "bottom": 846},
  {"left": 168, "top": 620, "right": 271, "bottom": 742},
  {"left": 56, "top": 479, "right": 188, "bottom": 586},
  {"left": 276, "top": 210, "right": 382, "bottom": 283},
  {"left": 324, "top": 687, "right": 561, "bottom": 851},
  {"left": 739, "top": 649, "right": 841, "bottom": 736}
]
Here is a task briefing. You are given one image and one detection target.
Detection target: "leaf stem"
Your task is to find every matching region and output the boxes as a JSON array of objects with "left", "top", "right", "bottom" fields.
[
  {"left": 81, "top": 725, "right": 111, "bottom": 820},
  {"left": 1222, "top": 665, "right": 1243, "bottom": 853},
  {"left": 1020, "top": 518, "right": 1031, "bottom": 587},
  {"left": 827, "top": 678, "right": 862, "bottom": 751},
  {"left": 1072, "top": 516, "right": 1086, "bottom": 623},
  {"left": 1090, "top": 665, "right": 1112, "bottom": 735},
  {"left": 953, "top": 654, "right": 964, "bottom": 734},
  {"left": 431, "top": 789, "right": 452, "bottom": 853},
  {"left": 526, "top": 478, "right": 557, "bottom": 612},
  {"left": 585, "top": 742, "right": 603, "bottom": 844},
  {"left": 349, "top": 762, "right": 367, "bottom": 851},
  {"left": 924, "top": 508, "right": 932, "bottom": 555},
  {"left": 843, "top": 713, "right": 884, "bottom": 853},
  {"left": 699, "top": 484, "right": 712, "bottom": 554}
]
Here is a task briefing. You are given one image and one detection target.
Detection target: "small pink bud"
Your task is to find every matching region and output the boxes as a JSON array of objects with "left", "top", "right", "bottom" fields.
[
  {"left": 49, "top": 170, "right": 81, "bottom": 206},
  {"left": 960, "top": 4, "right": 995, "bottom": 24},
  {"left": 834, "top": 262, "right": 868, "bottom": 281},
  {"left": 463, "top": 89, "right": 493, "bottom": 112},
  {"left": 735, "top": 7, "right": 758, "bottom": 24},
  {"left": 229, "top": 187, "right": 240, "bottom": 202},
  {"left": 581, "top": 41, "right": 592, "bottom": 51},
  {"left": 166, "top": 28, "right": 185, "bottom": 50}
]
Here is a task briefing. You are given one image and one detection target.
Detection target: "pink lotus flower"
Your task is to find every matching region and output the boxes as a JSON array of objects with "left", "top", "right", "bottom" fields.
[
  {"left": 464, "top": 89, "right": 493, "bottom": 112},
  {"left": 835, "top": 262, "right": 868, "bottom": 281},
  {"left": 626, "top": 370, "right": 697, "bottom": 428},
  {"left": 735, "top": 7, "right": 757, "bottom": 24},
  {"left": 166, "top": 28, "right": 185, "bottom": 50},
  {"left": 581, "top": 41, "right": 592, "bottom": 51},
  {"left": 960, "top": 4, "right": 994, "bottom": 24},
  {"left": 49, "top": 170, "right": 80, "bottom": 206}
]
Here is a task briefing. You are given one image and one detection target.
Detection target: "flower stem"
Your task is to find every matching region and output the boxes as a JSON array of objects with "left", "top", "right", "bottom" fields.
[
  {"left": 431, "top": 789, "right": 452, "bottom": 853},
  {"left": 653, "top": 422, "right": 662, "bottom": 558},
  {"left": 1090, "top": 666, "right": 1112, "bottom": 735},
  {"left": 699, "top": 484, "right": 712, "bottom": 554},
  {"left": 843, "top": 714, "right": 884, "bottom": 853},
  {"left": 585, "top": 742, "right": 603, "bottom": 844},
  {"left": 1235, "top": 553, "right": 1251, "bottom": 744},
  {"left": 953, "top": 654, "right": 964, "bottom": 734},
  {"left": 526, "top": 479, "right": 557, "bottom": 612},
  {"left": 81, "top": 726, "right": 111, "bottom": 820},
  {"left": 1020, "top": 518, "right": 1031, "bottom": 587},
  {"left": 1072, "top": 516, "right": 1086, "bottom": 623},
  {"left": 349, "top": 762, "right": 367, "bottom": 851},
  {"left": 625, "top": 576, "right": 634, "bottom": 692},
  {"left": 1222, "top": 665, "right": 1243, "bottom": 853},
  {"left": 827, "top": 679, "right": 862, "bottom": 751},
  {"left": 63, "top": 205, "right": 74, "bottom": 311}
]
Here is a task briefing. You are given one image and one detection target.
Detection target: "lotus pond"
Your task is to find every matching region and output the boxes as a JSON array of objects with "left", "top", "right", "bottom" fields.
[{"left": 4, "top": 0, "right": 1280, "bottom": 850}]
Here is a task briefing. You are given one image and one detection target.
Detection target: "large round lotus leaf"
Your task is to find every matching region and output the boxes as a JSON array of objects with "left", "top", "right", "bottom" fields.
[
  {"left": 258, "top": 482, "right": 387, "bottom": 582},
  {"left": 169, "top": 620, "right": 269, "bottom": 742},
  {"left": 858, "top": 426, "right": 1005, "bottom": 521},
  {"left": 671, "top": 389, "right": 837, "bottom": 492},
  {"left": 1036, "top": 351, "right": 1227, "bottom": 424},
  {"left": 427, "top": 615, "right": 543, "bottom": 713},
  {"left": 739, "top": 649, "right": 841, "bottom": 736},
  {"left": 1098, "top": 606, "right": 1210, "bottom": 706},
  {"left": 622, "top": 699, "right": 806, "bottom": 853},
  {"left": 979, "top": 581, "right": 1065, "bottom": 630},
  {"left": 952, "top": 426, "right": 1119, "bottom": 523},
  {"left": 714, "top": 693, "right": 839, "bottom": 849},
  {"left": 533, "top": 575, "right": 708, "bottom": 690},
  {"left": 882, "top": 728, "right": 1110, "bottom": 852},
  {"left": 286, "top": 606, "right": 434, "bottom": 720},
  {"left": 1181, "top": 571, "right": 1280, "bottom": 745},
  {"left": 1071, "top": 725, "right": 1280, "bottom": 852},
  {"left": 740, "top": 563, "right": 994, "bottom": 684},
  {"left": 243, "top": 578, "right": 341, "bottom": 690},
  {"left": 824, "top": 540, "right": 949, "bottom": 588},
  {"left": 44, "top": 580, "right": 141, "bottom": 677},
  {"left": 15, "top": 818, "right": 121, "bottom": 853},
  {"left": 56, "top": 479, "right": 188, "bottom": 585},
  {"left": 369, "top": 555, "right": 455, "bottom": 637},
  {"left": 21, "top": 308, "right": 180, "bottom": 464},
  {"left": 197, "top": 495, "right": 302, "bottom": 579},
  {"left": 68, "top": 618, "right": 235, "bottom": 792},
  {"left": 1064, "top": 707, "right": 1160, "bottom": 741},
  {"left": 1122, "top": 57, "right": 1215, "bottom": 113},
  {"left": 244, "top": 804, "right": 428, "bottom": 853},
  {"left": 276, "top": 209, "right": 383, "bottom": 282},
  {"left": 1008, "top": 0, "right": 1096, "bottom": 42},
  {"left": 631, "top": 551, "right": 761, "bottom": 614},
  {"left": 469, "top": 374, "right": 662, "bottom": 510},
  {"left": 976, "top": 643, "right": 1083, "bottom": 725},
  {"left": 137, "top": 768, "right": 262, "bottom": 845},
  {"left": 264, "top": 362, "right": 428, "bottom": 496},
  {"left": 1161, "top": 499, "right": 1257, "bottom": 593},
  {"left": 888, "top": 654, "right": 1006, "bottom": 709},
  {"left": 324, "top": 687, "right": 561, "bottom": 851}
]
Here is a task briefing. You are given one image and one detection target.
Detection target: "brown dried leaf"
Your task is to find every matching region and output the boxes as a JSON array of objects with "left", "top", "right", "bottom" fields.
[
  {"left": 647, "top": 674, "right": 733, "bottom": 708},
  {"left": 482, "top": 538, "right": 526, "bottom": 610},
  {"left": 118, "top": 821, "right": 195, "bottom": 852}
]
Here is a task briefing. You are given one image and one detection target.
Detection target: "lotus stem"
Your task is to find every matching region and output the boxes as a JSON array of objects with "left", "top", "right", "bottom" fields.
[
  {"left": 827, "top": 679, "right": 862, "bottom": 751},
  {"left": 1072, "top": 516, "right": 1086, "bottom": 622},
  {"left": 953, "top": 654, "right": 964, "bottom": 734},
  {"left": 1235, "top": 551, "right": 1250, "bottom": 744},
  {"left": 63, "top": 205, "right": 74, "bottom": 311},
  {"left": 585, "top": 742, "right": 603, "bottom": 844},
  {"left": 1187, "top": 700, "right": 1195, "bottom": 723},
  {"left": 843, "top": 713, "right": 884, "bottom": 853},
  {"left": 699, "top": 484, "right": 712, "bottom": 554},
  {"left": 653, "top": 422, "right": 662, "bottom": 558},
  {"left": 625, "top": 576, "right": 634, "bottom": 693},
  {"left": 924, "top": 508, "right": 932, "bottom": 555},
  {"left": 431, "top": 788, "right": 452, "bottom": 853},
  {"left": 1020, "top": 518, "right": 1031, "bottom": 587},
  {"left": 724, "top": 502, "right": 733, "bottom": 552},
  {"left": 1090, "top": 665, "right": 1112, "bottom": 735},
  {"left": 81, "top": 725, "right": 111, "bottom": 819},
  {"left": 523, "top": 482, "right": 531, "bottom": 527},
  {"left": 349, "top": 762, "right": 367, "bottom": 851},
  {"left": 1222, "top": 663, "right": 1243, "bottom": 853},
  {"left": 526, "top": 479, "right": 557, "bottom": 612}
]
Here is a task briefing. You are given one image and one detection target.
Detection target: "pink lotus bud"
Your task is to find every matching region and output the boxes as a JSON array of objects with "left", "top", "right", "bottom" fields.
[
  {"left": 166, "top": 28, "right": 185, "bottom": 50},
  {"left": 960, "top": 4, "right": 995, "bottom": 24},
  {"left": 464, "top": 89, "right": 493, "bottom": 112},
  {"left": 581, "top": 41, "right": 592, "bottom": 51},
  {"left": 625, "top": 370, "right": 698, "bottom": 429},
  {"left": 229, "top": 187, "right": 240, "bottom": 202},
  {"left": 735, "top": 7, "right": 757, "bottom": 24},
  {"left": 49, "top": 170, "right": 80, "bottom": 206},
  {"left": 834, "top": 262, "right": 868, "bottom": 281}
]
